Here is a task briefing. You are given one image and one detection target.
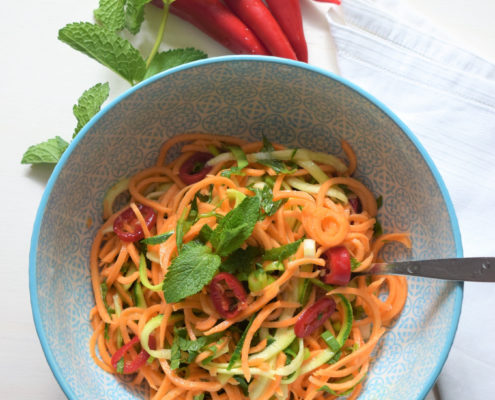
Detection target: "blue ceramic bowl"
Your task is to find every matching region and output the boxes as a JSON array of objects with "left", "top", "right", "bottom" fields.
[{"left": 30, "top": 56, "right": 462, "bottom": 400}]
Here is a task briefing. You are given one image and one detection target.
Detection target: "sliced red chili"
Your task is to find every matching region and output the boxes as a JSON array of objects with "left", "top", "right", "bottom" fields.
[
  {"left": 209, "top": 272, "right": 248, "bottom": 319},
  {"left": 321, "top": 246, "right": 351, "bottom": 286},
  {"left": 294, "top": 297, "right": 336, "bottom": 338},
  {"left": 113, "top": 204, "right": 157, "bottom": 242},
  {"left": 111, "top": 335, "right": 156, "bottom": 374},
  {"left": 179, "top": 152, "right": 214, "bottom": 185}
]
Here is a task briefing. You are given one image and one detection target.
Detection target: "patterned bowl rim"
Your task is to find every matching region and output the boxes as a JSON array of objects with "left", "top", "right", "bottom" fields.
[{"left": 29, "top": 55, "right": 463, "bottom": 400}]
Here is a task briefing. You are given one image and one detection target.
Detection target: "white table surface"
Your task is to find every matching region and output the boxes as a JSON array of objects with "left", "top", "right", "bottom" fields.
[{"left": 2, "top": 0, "right": 494, "bottom": 398}]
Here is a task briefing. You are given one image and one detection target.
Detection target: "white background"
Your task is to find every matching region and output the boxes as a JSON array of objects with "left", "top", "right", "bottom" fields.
[{"left": 1, "top": 0, "right": 494, "bottom": 398}]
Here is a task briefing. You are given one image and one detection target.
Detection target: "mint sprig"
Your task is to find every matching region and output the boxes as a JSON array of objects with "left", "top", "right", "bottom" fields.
[
  {"left": 144, "top": 48, "right": 207, "bottom": 79},
  {"left": 73, "top": 82, "right": 110, "bottom": 138},
  {"left": 163, "top": 241, "right": 221, "bottom": 304},
  {"left": 94, "top": 0, "right": 126, "bottom": 32},
  {"left": 59, "top": 22, "right": 146, "bottom": 85},
  {"left": 210, "top": 195, "right": 261, "bottom": 257},
  {"left": 21, "top": 136, "right": 69, "bottom": 165},
  {"left": 22, "top": 0, "right": 208, "bottom": 166}
]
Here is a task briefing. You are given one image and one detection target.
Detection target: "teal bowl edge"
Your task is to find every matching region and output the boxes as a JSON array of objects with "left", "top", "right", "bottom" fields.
[{"left": 29, "top": 55, "right": 463, "bottom": 400}]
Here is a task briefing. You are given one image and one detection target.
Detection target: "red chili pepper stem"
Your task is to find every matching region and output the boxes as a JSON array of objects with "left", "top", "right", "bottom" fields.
[
  {"left": 265, "top": 0, "right": 308, "bottom": 62},
  {"left": 224, "top": 0, "right": 297, "bottom": 60}
]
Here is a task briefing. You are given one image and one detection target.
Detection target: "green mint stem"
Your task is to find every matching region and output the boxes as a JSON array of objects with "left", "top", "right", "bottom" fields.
[{"left": 145, "top": 2, "right": 170, "bottom": 70}]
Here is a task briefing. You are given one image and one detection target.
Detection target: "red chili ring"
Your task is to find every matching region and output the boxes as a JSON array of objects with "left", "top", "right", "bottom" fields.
[
  {"left": 321, "top": 246, "right": 352, "bottom": 286},
  {"left": 294, "top": 297, "right": 337, "bottom": 338},
  {"left": 179, "top": 152, "right": 213, "bottom": 185},
  {"left": 113, "top": 204, "right": 157, "bottom": 242},
  {"left": 209, "top": 272, "right": 248, "bottom": 319},
  {"left": 111, "top": 335, "right": 156, "bottom": 374}
]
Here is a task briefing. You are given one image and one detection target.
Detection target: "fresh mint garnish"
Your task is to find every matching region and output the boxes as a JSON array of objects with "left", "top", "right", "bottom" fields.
[
  {"left": 209, "top": 195, "right": 261, "bottom": 257},
  {"left": 144, "top": 48, "right": 208, "bottom": 79},
  {"left": 23, "top": 1, "right": 208, "bottom": 166},
  {"left": 227, "top": 315, "right": 255, "bottom": 370},
  {"left": 73, "top": 82, "right": 110, "bottom": 138},
  {"left": 94, "top": 0, "right": 126, "bottom": 32},
  {"left": 58, "top": 22, "right": 146, "bottom": 85},
  {"left": 252, "top": 185, "right": 285, "bottom": 217},
  {"left": 140, "top": 231, "right": 173, "bottom": 245},
  {"left": 125, "top": 0, "right": 152, "bottom": 34},
  {"left": 21, "top": 136, "right": 69, "bottom": 164},
  {"left": 220, "top": 246, "right": 261, "bottom": 275},
  {"left": 262, "top": 239, "right": 302, "bottom": 262},
  {"left": 162, "top": 241, "right": 221, "bottom": 303}
]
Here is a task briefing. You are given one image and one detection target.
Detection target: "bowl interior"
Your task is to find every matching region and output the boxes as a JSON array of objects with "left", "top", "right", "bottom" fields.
[{"left": 31, "top": 57, "right": 462, "bottom": 400}]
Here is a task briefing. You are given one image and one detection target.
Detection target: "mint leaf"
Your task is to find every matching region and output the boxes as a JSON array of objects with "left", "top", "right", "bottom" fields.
[
  {"left": 125, "top": 0, "right": 152, "bottom": 35},
  {"left": 210, "top": 196, "right": 261, "bottom": 257},
  {"left": 252, "top": 185, "right": 285, "bottom": 217},
  {"left": 21, "top": 136, "right": 69, "bottom": 164},
  {"left": 170, "top": 332, "right": 181, "bottom": 370},
  {"left": 140, "top": 231, "right": 173, "bottom": 245},
  {"left": 198, "top": 224, "right": 213, "bottom": 243},
  {"left": 262, "top": 239, "right": 302, "bottom": 262},
  {"left": 163, "top": 241, "right": 221, "bottom": 303},
  {"left": 220, "top": 246, "right": 261, "bottom": 275},
  {"left": 144, "top": 48, "right": 208, "bottom": 79},
  {"left": 73, "top": 82, "right": 110, "bottom": 138},
  {"left": 258, "top": 135, "right": 294, "bottom": 174},
  {"left": 58, "top": 22, "right": 146, "bottom": 84},
  {"left": 94, "top": 0, "right": 126, "bottom": 32}
]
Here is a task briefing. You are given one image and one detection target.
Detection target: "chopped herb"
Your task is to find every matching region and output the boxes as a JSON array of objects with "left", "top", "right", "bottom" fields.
[
  {"left": 262, "top": 239, "right": 302, "bottom": 262},
  {"left": 252, "top": 185, "right": 285, "bottom": 218},
  {"left": 193, "top": 394, "right": 205, "bottom": 400},
  {"left": 221, "top": 145, "right": 249, "bottom": 177},
  {"left": 350, "top": 257, "right": 361, "bottom": 271},
  {"left": 140, "top": 231, "right": 173, "bottom": 245},
  {"left": 116, "top": 357, "right": 125, "bottom": 373},
  {"left": 227, "top": 315, "right": 255, "bottom": 370},
  {"left": 234, "top": 375, "right": 249, "bottom": 396},
  {"left": 373, "top": 219, "right": 383, "bottom": 237},
  {"left": 376, "top": 195, "right": 383, "bottom": 210}
]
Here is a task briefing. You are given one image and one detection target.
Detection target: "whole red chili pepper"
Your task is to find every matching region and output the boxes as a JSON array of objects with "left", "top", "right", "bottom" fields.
[
  {"left": 265, "top": 0, "right": 308, "bottom": 62},
  {"left": 152, "top": 0, "right": 269, "bottom": 55},
  {"left": 223, "top": 0, "right": 297, "bottom": 60}
]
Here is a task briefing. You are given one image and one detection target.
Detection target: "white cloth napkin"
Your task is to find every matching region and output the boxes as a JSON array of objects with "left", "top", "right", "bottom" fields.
[{"left": 325, "top": 1, "right": 495, "bottom": 398}]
